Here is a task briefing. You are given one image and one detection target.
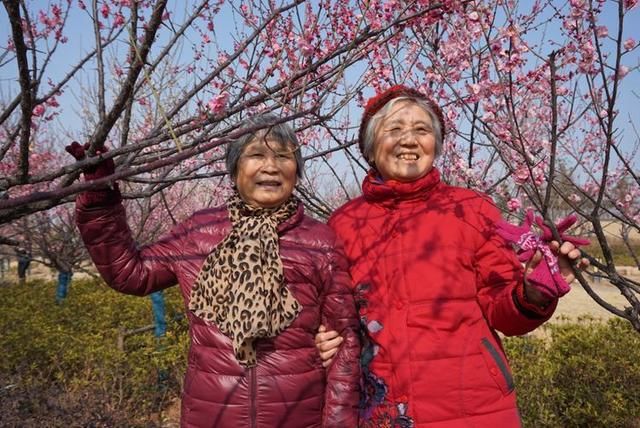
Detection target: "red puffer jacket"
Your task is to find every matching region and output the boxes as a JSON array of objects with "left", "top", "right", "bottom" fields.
[
  {"left": 75, "top": 193, "right": 360, "bottom": 428},
  {"left": 329, "top": 168, "right": 556, "bottom": 428}
]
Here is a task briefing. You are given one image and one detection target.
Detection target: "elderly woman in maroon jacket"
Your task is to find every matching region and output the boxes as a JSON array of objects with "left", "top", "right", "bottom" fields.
[
  {"left": 67, "top": 114, "right": 360, "bottom": 428},
  {"left": 315, "top": 86, "right": 588, "bottom": 427}
]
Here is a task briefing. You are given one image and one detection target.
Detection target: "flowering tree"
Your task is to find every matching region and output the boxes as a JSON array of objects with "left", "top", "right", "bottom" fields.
[{"left": 0, "top": 1, "right": 638, "bottom": 326}]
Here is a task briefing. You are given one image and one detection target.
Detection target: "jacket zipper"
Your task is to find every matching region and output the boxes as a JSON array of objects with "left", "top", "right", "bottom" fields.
[{"left": 250, "top": 366, "right": 257, "bottom": 428}]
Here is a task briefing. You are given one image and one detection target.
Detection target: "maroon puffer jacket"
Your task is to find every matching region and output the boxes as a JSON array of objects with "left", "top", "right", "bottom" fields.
[{"left": 75, "top": 192, "right": 360, "bottom": 427}]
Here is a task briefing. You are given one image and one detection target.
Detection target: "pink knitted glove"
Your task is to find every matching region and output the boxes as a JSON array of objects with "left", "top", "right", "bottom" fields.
[{"left": 496, "top": 209, "right": 589, "bottom": 300}]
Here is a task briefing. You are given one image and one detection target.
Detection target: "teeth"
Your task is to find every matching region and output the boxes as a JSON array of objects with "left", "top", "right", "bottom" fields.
[{"left": 398, "top": 154, "right": 418, "bottom": 160}]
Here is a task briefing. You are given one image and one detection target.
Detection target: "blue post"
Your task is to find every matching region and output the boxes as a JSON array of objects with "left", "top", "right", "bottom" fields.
[
  {"left": 150, "top": 291, "right": 167, "bottom": 337},
  {"left": 56, "top": 270, "right": 72, "bottom": 303},
  {"left": 150, "top": 291, "right": 169, "bottom": 388}
]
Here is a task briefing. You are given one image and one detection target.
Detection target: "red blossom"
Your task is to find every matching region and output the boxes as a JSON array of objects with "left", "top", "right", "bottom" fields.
[
  {"left": 101, "top": 3, "right": 110, "bottom": 19},
  {"left": 113, "top": 12, "right": 125, "bottom": 27},
  {"left": 32, "top": 105, "right": 45, "bottom": 117}
]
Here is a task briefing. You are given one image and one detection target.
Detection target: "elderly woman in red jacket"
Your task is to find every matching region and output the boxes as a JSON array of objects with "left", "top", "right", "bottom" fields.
[
  {"left": 67, "top": 114, "right": 360, "bottom": 427},
  {"left": 315, "top": 86, "right": 588, "bottom": 427}
]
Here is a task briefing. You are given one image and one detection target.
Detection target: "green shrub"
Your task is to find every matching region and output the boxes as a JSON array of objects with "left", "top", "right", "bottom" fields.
[
  {"left": 506, "top": 317, "right": 640, "bottom": 428},
  {"left": 584, "top": 241, "right": 640, "bottom": 267},
  {"left": 0, "top": 278, "right": 188, "bottom": 426},
  {"left": 4, "top": 278, "right": 640, "bottom": 426}
]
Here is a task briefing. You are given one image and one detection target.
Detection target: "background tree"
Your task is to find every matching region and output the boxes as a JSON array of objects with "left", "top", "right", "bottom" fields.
[{"left": 0, "top": 0, "right": 638, "bottom": 326}]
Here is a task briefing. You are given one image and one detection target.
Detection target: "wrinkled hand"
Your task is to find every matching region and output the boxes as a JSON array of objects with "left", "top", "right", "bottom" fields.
[
  {"left": 315, "top": 325, "right": 343, "bottom": 368},
  {"left": 65, "top": 141, "right": 115, "bottom": 181}
]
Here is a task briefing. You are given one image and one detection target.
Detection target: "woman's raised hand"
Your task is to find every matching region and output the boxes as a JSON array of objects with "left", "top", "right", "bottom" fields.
[{"left": 65, "top": 142, "right": 115, "bottom": 181}]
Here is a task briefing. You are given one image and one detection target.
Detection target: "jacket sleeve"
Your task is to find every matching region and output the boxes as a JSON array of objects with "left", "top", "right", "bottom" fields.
[
  {"left": 321, "top": 237, "right": 361, "bottom": 428},
  {"left": 75, "top": 189, "right": 182, "bottom": 296},
  {"left": 474, "top": 197, "right": 557, "bottom": 336}
]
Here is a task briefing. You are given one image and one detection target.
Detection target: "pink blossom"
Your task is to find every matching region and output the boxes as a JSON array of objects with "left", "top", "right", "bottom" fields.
[
  {"left": 507, "top": 198, "right": 522, "bottom": 212},
  {"left": 207, "top": 92, "right": 229, "bottom": 115},
  {"left": 624, "top": 38, "right": 636, "bottom": 50},
  {"left": 32, "top": 105, "right": 45, "bottom": 116},
  {"left": 101, "top": 3, "right": 110, "bottom": 19},
  {"left": 514, "top": 166, "right": 530, "bottom": 185},
  {"left": 45, "top": 97, "right": 59, "bottom": 107},
  {"left": 616, "top": 65, "right": 630, "bottom": 79},
  {"left": 78, "top": 0, "right": 86, "bottom": 10},
  {"left": 624, "top": 0, "right": 638, "bottom": 9},
  {"left": 481, "top": 111, "right": 495, "bottom": 121},
  {"left": 113, "top": 12, "right": 125, "bottom": 27},
  {"left": 569, "top": 193, "right": 582, "bottom": 203},
  {"left": 595, "top": 26, "right": 608, "bottom": 37},
  {"left": 298, "top": 38, "right": 314, "bottom": 57}
]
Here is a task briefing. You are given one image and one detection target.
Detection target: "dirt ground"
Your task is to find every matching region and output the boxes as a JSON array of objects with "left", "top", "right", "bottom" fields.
[{"left": 550, "top": 267, "right": 639, "bottom": 323}]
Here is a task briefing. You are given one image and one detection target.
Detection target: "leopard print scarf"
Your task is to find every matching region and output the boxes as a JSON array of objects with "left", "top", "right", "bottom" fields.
[{"left": 188, "top": 193, "right": 301, "bottom": 367}]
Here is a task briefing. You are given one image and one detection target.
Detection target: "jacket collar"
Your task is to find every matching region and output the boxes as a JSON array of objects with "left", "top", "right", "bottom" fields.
[{"left": 362, "top": 167, "right": 441, "bottom": 207}]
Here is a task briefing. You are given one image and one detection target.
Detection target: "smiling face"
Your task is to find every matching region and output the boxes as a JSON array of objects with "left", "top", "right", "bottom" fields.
[
  {"left": 372, "top": 100, "right": 437, "bottom": 182},
  {"left": 234, "top": 138, "right": 298, "bottom": 208}
]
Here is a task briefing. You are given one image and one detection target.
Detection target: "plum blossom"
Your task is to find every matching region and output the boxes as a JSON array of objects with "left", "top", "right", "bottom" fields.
[
  {"left": 514, "top": 166, "right": 530, "bottom": 185},
  {"left": 615, "top": 65, "right": 630, "bottom": 80},
  {"left": 595, "top": 26, "right": 608, "bottom": 37},
  {"left": 624, "top": 38, "right": 636, "bottom": 50},
  {"left": 207, "top": 92, "right": 229, "bottom": 115},
  {"left": 298, "top": 38, "right": 314, "bottom": 57},
  {"left": 101, "top": 3, "right": 110, "bottom": 19},
  {"left": 46, "top": 97, "right": 59, "bottom": 107},
  {"left": 507, "top": 198, "right": 522, "bottom": 212},
  {"left": 32, "top": 105, "right": 45, "bottom": 116},
  {"left": 113, "top": 12, "right": 125, "bottom": 27}
]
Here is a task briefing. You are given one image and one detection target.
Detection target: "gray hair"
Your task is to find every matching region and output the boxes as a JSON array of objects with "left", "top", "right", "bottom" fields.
[
  {"left": 362, "top": 97, "right": 443, "bottom": 165},
  {"left": 226, "top": 114, "right": 304, "bottom": 178}
]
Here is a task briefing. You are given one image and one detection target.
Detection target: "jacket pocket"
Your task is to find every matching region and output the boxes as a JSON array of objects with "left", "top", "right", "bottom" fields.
[{"left": 479, "top": 337, "right": 514, "bottom": 395}]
